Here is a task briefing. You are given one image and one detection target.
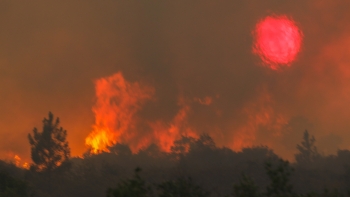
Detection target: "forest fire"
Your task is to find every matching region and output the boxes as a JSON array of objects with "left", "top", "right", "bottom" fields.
[
  {"left": 231, "top": 89, "right": 288, "bottom": 151},
  {"left": 12, "top": 154, "right": 29, "bottom": 169},
  {"left": 85, "top": 72, "right": 201, "bottom": 154},
  {"left": 150, "top": 97, "right": 199, "bottom": 152},
  {"left": 84, "top": 72, "right": 287, "bottom": 155},
  {"left": 85, "top": 72, "right": 155, "bottom": 153}
]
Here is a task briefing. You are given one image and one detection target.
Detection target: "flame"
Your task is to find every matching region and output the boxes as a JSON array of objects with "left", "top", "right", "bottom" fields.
[
  {"left": 85, "top": 72, "right": 202, "bottom": 154},
  {"left": 85, "top": 72, "right": 155, "bottom": 153},
  {"left": 84, "top": 72, "right": 290, "bottom": 155},
  {"left": 231, "top": 88, "right": 288, "bottom": 151},
  {"left": 150, "top": 97, "right": 198, "bottom": 152},
  {"left": 14, "top": 155, "right": 20, "bottom": 166},
  {"left": 22, "top": 162, "right": 29, "bottom": 169},
  {"left": 11, "top": 154, "right": 30, "bottom": 169}
]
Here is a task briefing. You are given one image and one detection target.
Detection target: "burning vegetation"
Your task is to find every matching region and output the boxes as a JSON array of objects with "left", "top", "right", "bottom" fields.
[
  {"left": 85, "top": 72, "right": 155, "bottom": 153},
  {"left": 84, "top": 72, "right": 294, "bottom": 157},
  {"left": 85, "top": 72, "right": 201, "bottom": 154}
]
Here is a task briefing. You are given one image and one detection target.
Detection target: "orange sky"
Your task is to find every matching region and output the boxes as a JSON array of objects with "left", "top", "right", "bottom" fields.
[{"left": 1, "top": 0, "right": 350, "bottom": 163}]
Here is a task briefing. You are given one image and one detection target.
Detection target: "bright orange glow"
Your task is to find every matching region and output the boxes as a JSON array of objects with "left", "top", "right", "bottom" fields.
[
  {"left": 85, "top": 129, "right": 111, "bottom": 153},
  {"left": 14, "top": 155, "right": 20, "bottom": 166},
  {"left": 85, "top": 72, "right": 288, "bottom": 155},
  {"left": 22, "top": 162, "right": 29, "bottom": 169},
  {"left": 12, "top": 154, "right": 30, "bottom": 169},
  {"left": 253, "top": 15, "right": 303, "bottom": 69},
  {"left": 85, "top": 72, "right": 202, "bottom": 154},
  {"left": 85, "top": 72, "right": 155, "bottom": 153},
  {"left": 85, "top": 71, "right": 290, "bottom": 155}
]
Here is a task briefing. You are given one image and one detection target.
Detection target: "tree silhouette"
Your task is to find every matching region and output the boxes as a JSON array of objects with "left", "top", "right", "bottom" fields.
[
  {"left": 265, "top": 159, "right": 295, "bottom": 197},
  {"left": 232, "top": 174, "right": 260, "bottom": 197},
  {"left": 107, "top": 167, "right": 152, "bottom": 197},
  {"left": 157, "top": 177, "right": 210, "bottom": 197},
  {"left": 28, "top": 112, "right": 70, "bottom": 172},
  {"left": 295, "top": 130, "right": 320, "bottom": 165},
  {"left": 0, "top": 172, "right": 31, "bottom": 197},
  {"left": 171, "top": 136, "right": 196, "bottom": 156}
]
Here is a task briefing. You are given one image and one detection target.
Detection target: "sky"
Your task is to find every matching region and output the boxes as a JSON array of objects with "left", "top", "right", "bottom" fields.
[{"left": 1, "top": 0, "right": 350, "bottom": 163}]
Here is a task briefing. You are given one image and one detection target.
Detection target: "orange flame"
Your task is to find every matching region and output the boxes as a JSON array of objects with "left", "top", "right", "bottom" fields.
[
  {"left": 150, "top": 97, "right": 198, "bottom": 152},
  {"left": 85, "top": 71, "right": 200, "bottom": 154},
  {"left": 85, "top": 72, "right": 290, "bottom": 156},
  {"left": 11, "top": 154, "right": 30, "bottom": 169},
  {"left": 14, "top": 155, "right": 20, "bottom": 166},
  {"left": 22, "top": 162, "right": 29, "bottom": 169},
  {"left": 231, "top": 88, "right": 288, "bottom": 151},
  {"left": 85, "top": 72, "right": 155, "bottom": 153}
]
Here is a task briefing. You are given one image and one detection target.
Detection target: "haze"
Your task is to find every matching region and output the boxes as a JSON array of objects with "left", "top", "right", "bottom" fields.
[{"left": 1, "top": 0, "right": 349, "bottom": 163}]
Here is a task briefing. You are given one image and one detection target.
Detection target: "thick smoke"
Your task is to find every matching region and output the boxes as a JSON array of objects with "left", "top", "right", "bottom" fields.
[{"left": 0, "top": 0, "right": 350, "bottom": 161}]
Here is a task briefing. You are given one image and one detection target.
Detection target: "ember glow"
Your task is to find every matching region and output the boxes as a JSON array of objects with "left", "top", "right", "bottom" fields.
[
  {"left": 11, "top": 154, "right": 29, "bottom": 169},
  {"left": 253, "top": 15, "right": 303, "bottom": 69}
]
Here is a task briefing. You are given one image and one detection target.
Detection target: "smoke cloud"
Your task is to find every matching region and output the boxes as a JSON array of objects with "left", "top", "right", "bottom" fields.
[{"left": 1, "top": 0, "right": 350, "bottom": 162}]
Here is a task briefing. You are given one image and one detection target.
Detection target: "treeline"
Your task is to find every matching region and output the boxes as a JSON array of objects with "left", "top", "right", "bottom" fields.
[
  {"left": 2, "top": 112, "right": 350, "bottom": 197},
  {"left": 106, "top": 159, "right": 346, "bottom": 197}
]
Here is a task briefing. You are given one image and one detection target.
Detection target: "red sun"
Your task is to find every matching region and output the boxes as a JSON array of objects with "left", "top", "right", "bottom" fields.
[{"left": 253, "top": 15, "right": 303, "bottom": 70}]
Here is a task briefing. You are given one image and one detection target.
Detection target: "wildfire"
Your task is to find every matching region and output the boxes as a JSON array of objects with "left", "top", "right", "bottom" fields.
[
  {"left": 14, "top": 155, "right": 20, "bottom": 166},
  {"left": 150, "top": 96, "right": 198, "bottom": 152},
  {"left": 85, "top": 72, "right": 200, "bottom": 154},
  {"left": 85, "top": 72, "right": 155, "bottom": 153},
  {"left": 231, "top": 88, "right": 288, "bottom": 151},
  {"left": 85, "top": 72, "right": 288, "bottom": 155},
  {"left": 22, "top": 162, "right": 29, "bottom": 169},
  {"left": 12, "top": 154, "right": 30, "bottom": 169}
]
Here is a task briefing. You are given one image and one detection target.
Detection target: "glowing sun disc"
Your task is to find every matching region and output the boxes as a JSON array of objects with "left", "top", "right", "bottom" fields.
[{"left": 253, "top": 15, "right": 303, "bottom": 69}]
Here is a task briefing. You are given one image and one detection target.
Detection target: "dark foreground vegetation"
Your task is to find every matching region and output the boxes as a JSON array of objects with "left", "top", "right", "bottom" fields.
[{"left": 2, "top": 112, "right": 350, "bottom": 197}]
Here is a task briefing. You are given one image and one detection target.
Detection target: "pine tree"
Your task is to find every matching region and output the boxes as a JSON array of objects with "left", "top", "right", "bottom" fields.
[
  {"left": 265, "top": 159, "right": 295, "bottom": 197},
  {"left": 295, "top": 130, "right": 320, "bottom": 165},
  {"left": 28, "top": 112, "right": 70, "bottom": 172},
  {"left": 107, "top": 168, "right": 152, "bottom": 197},
  {"left": 232, "top": 174, "right": 260, "bottom": 197},
  {"left": 157, "top": 177, "right": 210, "bottom": 197}
]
